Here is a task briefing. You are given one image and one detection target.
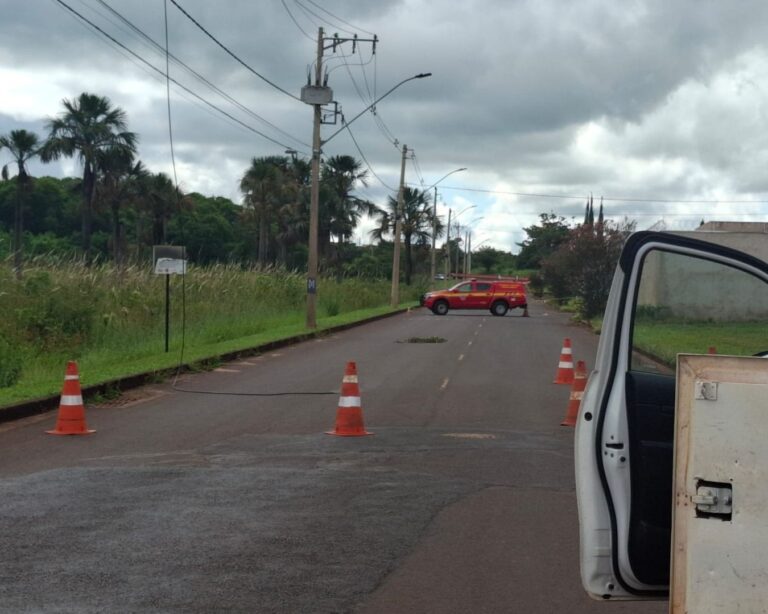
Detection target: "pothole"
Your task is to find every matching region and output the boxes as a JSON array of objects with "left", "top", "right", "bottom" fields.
[{"left": 398, "top": 336, "right": 447, "bottom": 344}]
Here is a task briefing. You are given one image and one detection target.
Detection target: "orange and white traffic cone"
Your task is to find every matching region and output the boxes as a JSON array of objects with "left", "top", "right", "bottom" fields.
[
  {"left": 46, "top": 361, "right": 95, "bottom": 436},
  {"left": 553, "top": 338, "right": 575, "bottom": 385},
  {"left": 561, "top": 360, "right": 587, "bottom": 427},
  {"left": 326, "top": 362, "right": 372, "bottom": 437}
]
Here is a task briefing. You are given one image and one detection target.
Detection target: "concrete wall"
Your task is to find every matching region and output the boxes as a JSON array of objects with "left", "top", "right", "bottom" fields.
[{"left": 637, "top": 232, "right": 768, "bottom": 321}]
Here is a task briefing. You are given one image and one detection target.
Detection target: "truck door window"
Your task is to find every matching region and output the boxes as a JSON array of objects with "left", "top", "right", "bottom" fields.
[
  {"left": 624, "top": 248, "right": 768, "bottom": 586},
  {"left": 632, "top": 250, "right": 768, "bottom": 373},
  {"left": 456, "top": 283, "right": 472, "bottom": 293},
  {"left": 476, "top": 283, "right": 491, "bottom": 292}
]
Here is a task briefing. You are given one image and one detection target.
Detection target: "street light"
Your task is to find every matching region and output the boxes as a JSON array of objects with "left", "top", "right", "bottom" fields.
[
  {"left": 429, "top": 168, "right": 467, "bottom": 280},
  {"left": 305, "top": 71, "right": 432, "bottom": 328}
]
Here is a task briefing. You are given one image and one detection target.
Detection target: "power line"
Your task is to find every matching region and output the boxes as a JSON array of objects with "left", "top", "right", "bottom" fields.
[
  {"left": 293, "top": 0, "right": 356, "bottom": 37},
  {"left": 93, "top": 0, "right": 309, "bottom": 148},
  {"left": 53, "top": 0, "right": 308, "bottom": 154},
  {"left": 430, "top": 184, "right": 768, "bottom": 205},
  {"left": 303, "top": 0, "right": 375, "bottom": 36},
  {"left": 342, "top": 117, "right": 396, "bottom": 191},
  {"left": 168, "top": 0, "right": 302, "bottom": 102},
  {"left": 280, "top": 0, "right": 314, "bottom": 41}
]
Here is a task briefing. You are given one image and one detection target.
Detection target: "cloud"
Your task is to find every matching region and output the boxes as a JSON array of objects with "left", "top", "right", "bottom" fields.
[{"left": 3, "top": 0, "right": 768, "bottom": 252}]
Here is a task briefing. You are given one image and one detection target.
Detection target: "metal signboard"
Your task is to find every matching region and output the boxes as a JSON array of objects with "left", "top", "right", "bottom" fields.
[{"left": 153, "top": 245, "right": 187, "bottom": 275}]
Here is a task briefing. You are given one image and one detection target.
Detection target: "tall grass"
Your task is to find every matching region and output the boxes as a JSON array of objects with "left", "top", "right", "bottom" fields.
[{"left": 0, "top": 257, "right": 421, "bottom": 405}]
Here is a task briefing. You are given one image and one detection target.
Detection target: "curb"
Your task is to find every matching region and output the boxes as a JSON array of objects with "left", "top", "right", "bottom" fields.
[{"left": 0, "top": 306, "right": 415, "bottom": 425}]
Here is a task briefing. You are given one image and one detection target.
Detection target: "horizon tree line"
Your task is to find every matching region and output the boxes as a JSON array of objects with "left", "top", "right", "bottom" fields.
[{"left": 0, "top": 91, "right": 446, "bottom": 282}]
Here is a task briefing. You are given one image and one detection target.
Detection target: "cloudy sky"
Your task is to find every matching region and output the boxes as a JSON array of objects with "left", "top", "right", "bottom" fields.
[{"left": 3, "top": 0, "right": 768, "bottom": 252}]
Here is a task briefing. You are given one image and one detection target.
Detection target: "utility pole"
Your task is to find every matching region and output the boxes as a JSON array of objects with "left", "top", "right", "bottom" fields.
[
  {"left": 390, "top": 143, "right": 408, "bottom": 307},
  {"left": 444, "top": 208, "right": 451, "bottom": 279},
  {"left": 467, "top": 232, "right": 472, "bottom": 274},
  {"left": 430, "top": 186, "right": 438, "bottom": 281},
  {"left": 301, "top": 30, "right": 393, "bottom": 328},
  {"left": 304, "top": 27, "right": 328, "bottom": 329}
]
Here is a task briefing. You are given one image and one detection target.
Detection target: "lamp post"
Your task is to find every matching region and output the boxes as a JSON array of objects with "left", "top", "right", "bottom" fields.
[
  {"left": 303, "top": 67, "right": 432, "bottom": 327},
  {"left": 428, "top": 167, "right": 466, "bottom": 280}
]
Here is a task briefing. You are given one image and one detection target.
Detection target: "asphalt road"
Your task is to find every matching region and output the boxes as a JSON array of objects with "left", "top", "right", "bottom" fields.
[{"left": 0, "top": 300, "right": 667, "bottom": 613}]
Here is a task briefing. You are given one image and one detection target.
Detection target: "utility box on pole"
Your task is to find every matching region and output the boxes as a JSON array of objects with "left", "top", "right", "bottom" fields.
[
  {"left": 671, "top": 354, "right": 768, "bottom": 612},
  {"left": 301, "top": 85, "right": 333, "bottom": 105}
]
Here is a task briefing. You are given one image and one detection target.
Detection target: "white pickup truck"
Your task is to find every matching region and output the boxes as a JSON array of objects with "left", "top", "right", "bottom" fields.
[{"left": 574, "top": 231, "right": 768, "bottom": 609}]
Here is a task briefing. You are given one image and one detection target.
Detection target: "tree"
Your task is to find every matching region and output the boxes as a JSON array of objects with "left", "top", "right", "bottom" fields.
[
  {"left": 541, "top": 220, "right": 635, "bottom": 318},
  {"left": 371, "top": 187, "right": 440, "bottom": 285},
  {"left": 96, "top": 147, "right": 147, "bottom": 270},
  {"left": 473, "top": 246, "right": 504, "bottom": 274},
  {"left": 0, "top": 129, "right": 43, "bottom": 279},
  {"left": 142, "top": 172, "right": 186, "bottom": 247},
  {"left": 42, "top": 92, "right": 137, "bottom": 257},
  {"left": 321, "top": 155, "right": 375, "bottom": 248},
  {"left": 240, "top": 156, "right": 291, "bottom": 265},
  {"left": 516, "top": 212, "right": 571, "bottom": 269}
]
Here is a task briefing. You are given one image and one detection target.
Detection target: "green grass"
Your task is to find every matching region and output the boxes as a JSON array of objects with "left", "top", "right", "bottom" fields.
[
  {"left": 632, "top": 321, "right": 768, "bottom": 366},
  {"left": 0, "top": 258, "right": 422, "bottom": 406}
]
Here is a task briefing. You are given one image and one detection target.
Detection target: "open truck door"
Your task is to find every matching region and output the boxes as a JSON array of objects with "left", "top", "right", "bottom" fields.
[{"left": 574, "top": 231, "right": 768, "bottom": 600}]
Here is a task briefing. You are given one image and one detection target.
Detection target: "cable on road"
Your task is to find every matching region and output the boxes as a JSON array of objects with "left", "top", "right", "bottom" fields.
[{"left": 170, "top": 384, "right": 336, "bottom": 396}]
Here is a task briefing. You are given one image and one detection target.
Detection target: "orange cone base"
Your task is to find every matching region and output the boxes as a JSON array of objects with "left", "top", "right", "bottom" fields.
[
  {"left": 325, "top": 429, "right": 373, "bottom": 437},
  {"left": 325, "top": 408, "right": 372, "bottom": 437},
  {"left": 46, "top": 428, "right": 96, "bottom": 436}
]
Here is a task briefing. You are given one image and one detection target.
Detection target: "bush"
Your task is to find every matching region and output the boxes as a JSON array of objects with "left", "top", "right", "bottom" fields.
[
  {"left": 528, "top": 272, "right": 544, "bottom": 298},
  {"left": 16, "top": 271, "right": 96, "bottom": 349},
  {"left": 0, "top": 336, "right": 22, "bottom": 388},
  {"left": 541, "top": 222, "right": 635, "bottom": 319}
]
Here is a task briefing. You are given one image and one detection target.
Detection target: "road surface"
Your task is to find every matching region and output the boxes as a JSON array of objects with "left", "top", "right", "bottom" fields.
[{"left": 0, "top": 300, "right": 667, "bottom": 613}]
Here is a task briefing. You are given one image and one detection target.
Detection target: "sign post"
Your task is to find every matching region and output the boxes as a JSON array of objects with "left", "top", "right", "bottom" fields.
[{"left": 153, "top": 246, "right": 187, "bottom": 352}]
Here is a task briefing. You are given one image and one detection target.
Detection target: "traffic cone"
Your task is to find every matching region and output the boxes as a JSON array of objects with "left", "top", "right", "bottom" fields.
[
  {"left": 561, "top": 360, "right": 588, "bottom": 426},
  {"left": 326, "top": 362, "right": 372, "bottom": 437},
  {"left": 553, "top": 338, "right": 575, "bottom": 385},
  {"left": 46, "top": 361, "right": 95, "bottom": 436}
]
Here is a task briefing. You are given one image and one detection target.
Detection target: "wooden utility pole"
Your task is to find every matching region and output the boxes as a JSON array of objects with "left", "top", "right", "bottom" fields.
[
  {"left": 444, "top": 208, "right": 451, "bottom": 279},
  {"left": 390, "top": 143, "right": 408, "bottom": 307},
  {"left": 430, "top": 186, "right": 438, "bottom": 281},
  {"left": 305, "top": 28, "right": 325, "bottom": 329}
]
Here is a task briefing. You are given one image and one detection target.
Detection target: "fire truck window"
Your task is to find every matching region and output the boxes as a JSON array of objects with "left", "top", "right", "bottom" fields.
[{"left": 476, "top": 283, "right": 491, "bottom": 291}]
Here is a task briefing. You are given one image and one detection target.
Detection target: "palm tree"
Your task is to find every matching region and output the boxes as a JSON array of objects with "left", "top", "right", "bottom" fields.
[
  {"left": 96, "top": 147, "right": 148, "bottom": 270},
  {"left": 274, "top": 158, "right": 311, "bottom": 267},
  {"left": 321, "top": 155, "right": 374, "bottom": 249},
  {"left": 371, "top": 187, "right": 442, "bottom": 285},
  {"left": 41, "top": 92, "right": 137, "bottom": 257},
  {"left": 0, "top": 129, "right": 43, "bottom": 279},
  {"left": 240, "top": 156, "right": 290, "bottom": 265}
]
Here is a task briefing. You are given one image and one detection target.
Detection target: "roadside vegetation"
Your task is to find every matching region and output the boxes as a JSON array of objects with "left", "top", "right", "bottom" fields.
[{"left": 0, "top": 257, "right": 427, "bottom": 405}]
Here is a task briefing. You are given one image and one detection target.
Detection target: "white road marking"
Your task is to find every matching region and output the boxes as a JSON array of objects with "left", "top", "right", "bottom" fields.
[
  {"left": 458, "top": 354, "right": 465, "bottom": 361},
  {"left": 441, "top": 378, "right": 449, "bottom": 390},
  {"left": 467, "top": 340, "right": 473, "bottom": 346}
]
